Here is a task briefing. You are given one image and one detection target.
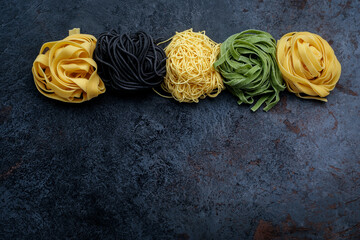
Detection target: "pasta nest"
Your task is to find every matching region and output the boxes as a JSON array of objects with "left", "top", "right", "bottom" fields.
[
  {"left": 32, "top": 28, "right": 105, "bottom": 103},
  {"left": 276, "top": 32, "right": 341, "bottom": 101},
  {"left": 214, "top": 30, "right": 285, "bottom": 112},
  {"left": 160, "top": 29, "right": 224, "bottom": 103}
]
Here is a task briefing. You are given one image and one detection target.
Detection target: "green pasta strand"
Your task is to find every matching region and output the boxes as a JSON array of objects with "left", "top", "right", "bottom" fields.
[{"left": 214, "top": 30, "right": 285, "bottom": 112}]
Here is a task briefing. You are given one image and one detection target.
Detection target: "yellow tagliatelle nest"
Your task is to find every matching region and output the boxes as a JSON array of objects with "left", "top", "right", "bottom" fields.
[
  {"left": 276, "top": 32, "right": 341, "bottom": 101},
  {"left": 159, "top": 29, "right": 224, "bottom": 103},
  {"left": 32, "top": 28, "right": 105, "bottom": 103}
]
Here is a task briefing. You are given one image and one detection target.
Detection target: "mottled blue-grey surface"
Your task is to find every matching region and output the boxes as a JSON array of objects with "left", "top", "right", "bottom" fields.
[{"left": 0, "top": 0, "right": 359, "bottom": 239}]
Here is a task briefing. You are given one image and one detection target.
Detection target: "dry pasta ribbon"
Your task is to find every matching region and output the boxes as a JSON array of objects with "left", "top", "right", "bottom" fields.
[
  {"left": 32, "top": 28, "right": 105, "bottom": 103},
  {"left": 214, "top": 30, "right": 285, "bottom": 112},
  {"left": 276, "top": 32, "right": 341, "bottom": 101}
]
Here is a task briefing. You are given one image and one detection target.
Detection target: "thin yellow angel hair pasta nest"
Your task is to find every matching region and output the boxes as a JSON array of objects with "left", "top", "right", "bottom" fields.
[
  {"left": 32, "top": 28, "right": 105, "bottom": 103},
  {"left": 159, "top": 29, "right": 224, "bottom": 103}
]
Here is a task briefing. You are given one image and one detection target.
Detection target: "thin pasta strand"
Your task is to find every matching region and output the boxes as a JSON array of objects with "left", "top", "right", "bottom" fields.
[
  {"left": 157, "top": 29, "right": 224, "bottom": 103},
  {"left": 93, "top": 30, "right": 166, "bottom": 91}
]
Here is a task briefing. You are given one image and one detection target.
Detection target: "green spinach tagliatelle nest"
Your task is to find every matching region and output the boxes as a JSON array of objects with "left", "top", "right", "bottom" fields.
[{"left": 214, "top": 30, "right": 285, "bottom": 112}]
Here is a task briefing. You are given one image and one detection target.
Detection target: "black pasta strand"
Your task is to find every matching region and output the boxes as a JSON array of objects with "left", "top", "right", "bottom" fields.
[{"left": 94, "top": 30, "right": 167, "bottom": 91}]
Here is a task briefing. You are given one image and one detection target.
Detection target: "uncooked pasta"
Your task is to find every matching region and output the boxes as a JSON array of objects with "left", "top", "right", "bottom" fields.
[
  {"left": 276, "top": 32, "right": 341, "bottom": 101},
  {"left": 32, "top": 28, "right": 105, "bottom": 103},
  {"left": 158, "top": 29, "right": 224, "bottom": 103},
  {"left": 214, "top": 30, "right": 285, "bottom": 112}
]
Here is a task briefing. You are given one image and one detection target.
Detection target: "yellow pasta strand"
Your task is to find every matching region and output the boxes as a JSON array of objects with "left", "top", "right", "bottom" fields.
[
  {"left": 32, "top": 28, "right": 105, "bottom": 103},
  {"left": 158, "top": 29, "right": 224, "bottom": 103},
  {"left": 276, "top": 32, "right": 341, "bottom": 101}
]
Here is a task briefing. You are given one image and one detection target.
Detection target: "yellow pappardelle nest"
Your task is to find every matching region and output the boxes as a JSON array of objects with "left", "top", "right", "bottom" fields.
[
  {"left": 32, "top": 28, "right": 105, "bottom": 103},
  {"left": 276, "top": 32, "right": 341, "bottom": 101},
  {"left": 159, "top": 29, "right": 224, "bottom": 103}
]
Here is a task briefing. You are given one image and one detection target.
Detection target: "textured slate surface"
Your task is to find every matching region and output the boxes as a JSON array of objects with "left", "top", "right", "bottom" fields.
[{"left": 1, "top": 0, "right": 359, "bottom": 239}]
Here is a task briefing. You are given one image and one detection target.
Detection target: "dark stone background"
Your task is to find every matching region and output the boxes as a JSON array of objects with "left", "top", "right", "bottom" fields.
[{"left": 1, "top": 0, "right": 359, "bottom": 239}]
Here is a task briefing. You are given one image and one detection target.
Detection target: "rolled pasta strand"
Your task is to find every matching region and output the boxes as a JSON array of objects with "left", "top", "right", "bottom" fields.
[
  {"left": 94, "top": 30, "right": 167, "bottom": 91},
  {"left": 276, "top": 32, "right": 341, "bottom": 101},
  {"left": 32, "top": 28, "right": 105, "bottom": 103},
  {"left": 157, "top": 29, "right": 224, "bottom": 103},
  {"left": 214, "top": 30, "right": 285, "bottom": 112}
]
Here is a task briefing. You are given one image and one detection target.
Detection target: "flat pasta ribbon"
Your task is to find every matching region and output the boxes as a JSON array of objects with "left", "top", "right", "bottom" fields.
[
  {"left": 214, "top": 30, "right": 285, "bottom": 112},
  {"left": 157, "top": 29, "right": 224, "bottom": 103},
  {"left": 32, "top": 28, "right": 105, "bottom": 103},
  {"left": 276, "top": 32, "right": 341, "bottom": 101}
]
